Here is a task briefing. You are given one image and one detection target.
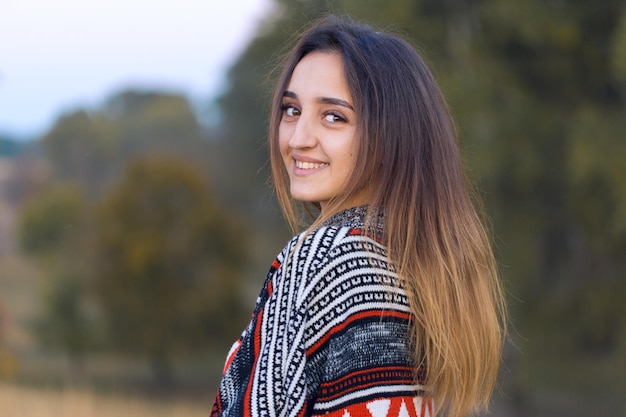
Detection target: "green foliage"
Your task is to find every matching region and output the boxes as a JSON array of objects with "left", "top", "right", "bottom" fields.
[
  {"left": 19, "top": 184, "right": 86, "bottom": 256},
  {"left": 42, "top": 89, "right": 208, "bottom": 197},
  {"left": 32, "top": 275, "right": 99, "bottom": 361},
  {"left": 24, "top": 89, "right": 247, "bottom": 383},
  {"left": 104, "top": 90, "right": 205, "bottom": 153},
  {"left": 42, "top": 110, "right": 118, "bottom": 193},
  {"left": 92, "top": 155, "right": 248, "bottom": 380},
  {"left": 17, "top": 183, "right": 97, "bottom": 367},
  {"left": 613, "top": 9, "right": 626, "bottom": 86}
]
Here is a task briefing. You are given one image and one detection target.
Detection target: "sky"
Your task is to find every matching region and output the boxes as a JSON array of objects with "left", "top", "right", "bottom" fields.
[{"left": 0, "top": 0, "right": 274, "bottom": 139}]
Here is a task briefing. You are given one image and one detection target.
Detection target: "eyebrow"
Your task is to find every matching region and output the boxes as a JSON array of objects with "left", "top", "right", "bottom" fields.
[{"left": 283, "top": 90, "right": 355, "bottom": 111}]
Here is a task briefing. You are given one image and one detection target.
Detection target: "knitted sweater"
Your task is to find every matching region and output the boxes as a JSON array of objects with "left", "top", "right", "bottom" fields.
[{"left": 211, "top": 207, "right": 433, "bottom": 417}]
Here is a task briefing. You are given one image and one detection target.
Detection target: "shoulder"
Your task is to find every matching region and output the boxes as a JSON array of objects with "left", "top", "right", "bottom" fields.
[
  {"left": 285, "top": 224, "right": 387, "bottom": 275},
  {"left": 289, "top": 224, "right": 402, "bottom": 309},
  {"left": 301, "top": 225, "right": 410, "bottom": 355},
  {"left": 272, "top": 224, "right": 390, "bottom": 295},
  {"left": 271, "top": 209, "right": 401, "bottom": 309}
]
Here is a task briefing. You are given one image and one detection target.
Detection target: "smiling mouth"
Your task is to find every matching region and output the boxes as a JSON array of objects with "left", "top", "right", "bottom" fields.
[{"left": 295, "top": 160, "right": 329, "bottom": 169}]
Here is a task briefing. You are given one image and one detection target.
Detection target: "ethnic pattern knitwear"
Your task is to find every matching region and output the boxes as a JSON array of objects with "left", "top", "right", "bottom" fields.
[{"left": 211, "top": 206, "right": 433, "bottom": 417}]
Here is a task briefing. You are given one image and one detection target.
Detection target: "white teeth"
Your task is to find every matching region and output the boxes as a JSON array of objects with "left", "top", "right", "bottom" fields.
[{"left": 296, "top": 160, "right": 329, "bottom": 169}]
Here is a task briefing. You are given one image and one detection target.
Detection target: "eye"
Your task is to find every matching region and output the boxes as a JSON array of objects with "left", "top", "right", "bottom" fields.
[
  {"left": 282, "top": 104, "right": 300, "bottom": 118},
  {"left": 323, "top": 112, "right": 346, "bottom": 123}
]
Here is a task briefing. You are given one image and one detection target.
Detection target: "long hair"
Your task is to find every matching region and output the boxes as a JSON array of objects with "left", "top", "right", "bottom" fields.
[{"left": 268, "top": 15, "right": 506, "bottom": 417}]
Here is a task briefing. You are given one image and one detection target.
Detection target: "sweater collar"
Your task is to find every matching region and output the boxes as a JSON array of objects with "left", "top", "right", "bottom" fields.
[{"left": 322, "top": 206, "right": 385, "bottom": 235}]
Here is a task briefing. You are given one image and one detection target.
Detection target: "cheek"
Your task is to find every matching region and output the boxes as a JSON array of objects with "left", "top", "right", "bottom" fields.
[
  {"left": 346, "top": 153, "right": 358, "bottom": 174},
  {"left": 346, "top": 137, "right": 360, "bottom": 168}
]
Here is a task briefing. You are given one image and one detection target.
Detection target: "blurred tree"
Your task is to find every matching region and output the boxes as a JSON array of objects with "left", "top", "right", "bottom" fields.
[
  {"left": 1, "top": 145, "right": 48, "bottom": 207},
  {"left": 32, "top": 275, "right": 98, "bottom": 376},
  {"left": 19, "top": 87, "right": 252, "bottom": 386},
  {"left": 19, "top": 184, "right": 85, "bottom": 256},
  {"left": 18, "top": 184, "right": 97, "bottom": 370},
  {"left": 43, "top": 89, "right": 210, "bottom": 198},
  {"left": 104, "top": 90, "right": 206, "bottom": 156},
  {"left": 467, "top": 4, "right": 626, "bottom": 404},
  {"left": 92, "top": 155, "right": 247, "bottom": 386},
  {"left": 42, "top": 110, "right": 118, "bottom": 196}
]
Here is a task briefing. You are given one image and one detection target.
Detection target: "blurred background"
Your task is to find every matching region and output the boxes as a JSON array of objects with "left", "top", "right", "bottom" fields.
[{"left": 1, "top": 0, "right": 625, "bottom": 416}]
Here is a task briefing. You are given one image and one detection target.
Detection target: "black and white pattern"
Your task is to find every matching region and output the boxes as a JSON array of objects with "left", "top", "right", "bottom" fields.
[{"left": 211, "top": 207, "right": 425, "bottom": 417}]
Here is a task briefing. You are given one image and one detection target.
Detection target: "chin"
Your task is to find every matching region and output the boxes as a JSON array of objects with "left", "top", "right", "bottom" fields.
[
  {"left": 290, "top": 189, "right": 320, "bottom": 203},
  {"left": 291, "top": 195, "right": 319, "bottom": 204}
]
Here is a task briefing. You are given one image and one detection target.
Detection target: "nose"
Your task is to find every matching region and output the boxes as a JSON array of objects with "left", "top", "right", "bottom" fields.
[{"left": 288, "top": 114, "right": 317, "bottom": 149}]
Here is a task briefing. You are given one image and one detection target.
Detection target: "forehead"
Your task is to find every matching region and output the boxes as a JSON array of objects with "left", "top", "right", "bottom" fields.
[{"left": 286, "top": 51, "right": 352, "bottom": 100}]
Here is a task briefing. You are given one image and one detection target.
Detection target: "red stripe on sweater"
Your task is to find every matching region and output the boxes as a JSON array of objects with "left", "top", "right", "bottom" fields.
[
  {"left": 317, "top": 366, "right": 415, "bottom": 401},
  {"left": 243, "top": 308, "right": 264, "bottom": 416}
]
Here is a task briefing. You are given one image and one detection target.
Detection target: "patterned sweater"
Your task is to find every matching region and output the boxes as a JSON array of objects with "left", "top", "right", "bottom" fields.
[{"left": 211, "top": 207, "right": 434, "bottom": 417}]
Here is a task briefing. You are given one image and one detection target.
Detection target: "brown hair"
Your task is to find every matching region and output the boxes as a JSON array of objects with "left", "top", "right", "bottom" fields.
[{"left": 269, "top": 15, "right": 506, "bottom": 417}]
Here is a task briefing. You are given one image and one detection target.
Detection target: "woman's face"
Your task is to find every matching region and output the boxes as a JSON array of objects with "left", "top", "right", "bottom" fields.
[{"left": 279, "top": 51, "right": 364, "bottom": 213}]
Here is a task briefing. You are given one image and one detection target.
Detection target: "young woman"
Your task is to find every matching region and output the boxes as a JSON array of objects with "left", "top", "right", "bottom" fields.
[{"left": 211, "top": 16, "right": 506, "bottom": 417}]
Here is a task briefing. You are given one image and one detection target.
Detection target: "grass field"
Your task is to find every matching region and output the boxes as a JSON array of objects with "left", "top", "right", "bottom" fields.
[{"left": 0, "top": 383, "right": 210, "bottom": 417}]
